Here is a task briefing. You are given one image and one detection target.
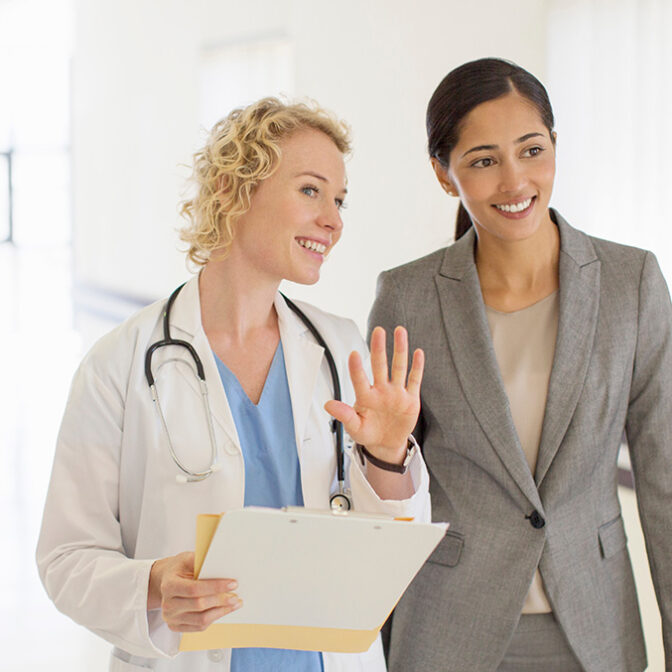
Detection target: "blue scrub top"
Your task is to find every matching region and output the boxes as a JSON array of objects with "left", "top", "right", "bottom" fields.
[{"left": 214, "top": 342, "right": 324, "bottom": 672}]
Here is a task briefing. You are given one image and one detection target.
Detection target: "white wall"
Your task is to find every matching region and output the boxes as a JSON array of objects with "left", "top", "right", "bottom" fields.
[
  {"left": 546, "top": 0, "right": 672, "bottom": 284},
  {"left": 72, "top": 0, "right": 549, "bottom": 331},
  {"left": 55, "top": 2, "right": 667, "bottom": 667}
]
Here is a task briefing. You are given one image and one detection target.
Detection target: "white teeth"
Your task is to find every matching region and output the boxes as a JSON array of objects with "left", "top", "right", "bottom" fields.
[
  {"left": 298, "top": 239, "right": 327, "bottom": 254},
  {"left": 495, "top": 197, "right": 533, "bottom": 213}
]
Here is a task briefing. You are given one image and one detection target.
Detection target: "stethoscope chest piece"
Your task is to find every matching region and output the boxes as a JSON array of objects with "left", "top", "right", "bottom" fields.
[{"left": 330, "top": 491, "right": 352, "bottom": 512}]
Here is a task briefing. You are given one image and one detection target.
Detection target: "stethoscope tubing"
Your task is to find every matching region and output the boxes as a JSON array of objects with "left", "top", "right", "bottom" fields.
[
  {"left": 144, "top": 284, "right": 349, "bottom": 506},
  {"left": 280, "top": 294, "right": 345, "bottom": 485}
]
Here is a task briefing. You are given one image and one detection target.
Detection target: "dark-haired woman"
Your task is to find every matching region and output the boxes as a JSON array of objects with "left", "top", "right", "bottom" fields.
[{"left": 370, "top": 58, "right": 672, "bottom": 672}]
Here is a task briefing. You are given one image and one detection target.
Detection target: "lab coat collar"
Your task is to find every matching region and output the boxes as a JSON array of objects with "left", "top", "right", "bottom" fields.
[
  {"left": 167, "top": 275, "right": 203, "bottom": 338},
  {"left": 275, "top": 293, "right": 326, "bottom": 458},
  {"left": 164, "top": 275, "right": 326, "bottom": 458},
  {"left": 164, "top": 275, "right": 241, "bottom": 452}
]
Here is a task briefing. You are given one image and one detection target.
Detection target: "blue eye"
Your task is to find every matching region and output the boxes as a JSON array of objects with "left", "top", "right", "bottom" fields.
[
  {"left": 301, "top": 185, "right": 318, "bottom": 197},
  {"left": 335, "top": 198, "right": 347, "bottom": 211}
]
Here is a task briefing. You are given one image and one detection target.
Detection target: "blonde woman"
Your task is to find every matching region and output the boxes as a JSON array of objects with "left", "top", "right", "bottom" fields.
[{"left": 37, "top": 98, "right": 429, "bottom": 672}]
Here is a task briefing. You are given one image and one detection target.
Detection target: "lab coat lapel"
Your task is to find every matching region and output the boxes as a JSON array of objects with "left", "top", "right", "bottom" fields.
[
  {"left": 275, "top": 294, "right": 325, "bottom": 456},
  {"left": 436, "top": 231, "right": 542, "bottom": 510},
  {"left": 535, "top": 213, "right": 600, "bottom": 486},
  {"left": 167, "top": 276, "right": 241, "bottom": 451}
]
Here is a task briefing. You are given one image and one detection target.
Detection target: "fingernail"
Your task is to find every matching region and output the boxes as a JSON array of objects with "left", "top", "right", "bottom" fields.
[
  {"left": 227, "top": 597, "right": 242, "bottom": 609},
  {"left": 226, "top": 580, "right": 238, "bottom": 591}
]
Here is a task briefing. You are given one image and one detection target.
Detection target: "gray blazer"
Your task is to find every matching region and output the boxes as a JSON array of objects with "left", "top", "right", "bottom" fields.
[{"left": 369, "top": 211, "right": 672, "bottom": 672}]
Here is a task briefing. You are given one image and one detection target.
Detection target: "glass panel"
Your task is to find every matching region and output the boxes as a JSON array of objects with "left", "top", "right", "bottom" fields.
[
  {"left": 199, "top": 37, "right": 294, "bottom": 132},
  {"left": 0, "top": 154, "right": 9, "bottom": 242},
  {"left": 12, "top": 151, "right": 70, "bottom": 246}
]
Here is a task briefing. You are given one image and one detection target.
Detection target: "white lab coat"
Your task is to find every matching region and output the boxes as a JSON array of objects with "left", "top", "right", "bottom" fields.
[{"left": 37, "top": 277, "right": 431, "bottom": 671}]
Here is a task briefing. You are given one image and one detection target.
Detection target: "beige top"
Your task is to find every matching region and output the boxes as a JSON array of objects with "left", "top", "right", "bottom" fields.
[{"left": 485, "top": 291, "right": 559, "bottom": 614}]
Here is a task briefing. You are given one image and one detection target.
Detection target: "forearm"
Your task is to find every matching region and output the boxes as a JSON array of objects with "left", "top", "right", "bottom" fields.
[
  {"left": 358, "top": 437, "right": 418, "bottom": 500},
  {"left": 363, "top": 461, "right": 415, "bottom": 500},
  {"left": 348, "top": 440, "right": 430, "bottom": 521}
]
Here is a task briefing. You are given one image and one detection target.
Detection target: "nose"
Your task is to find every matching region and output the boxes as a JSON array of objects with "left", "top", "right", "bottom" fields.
[
  {"left": 498, "top": 159, "right": 527, "bottom": 193},
  {"left": 317, "top": 203, "right": 343, "bottom": 234}
]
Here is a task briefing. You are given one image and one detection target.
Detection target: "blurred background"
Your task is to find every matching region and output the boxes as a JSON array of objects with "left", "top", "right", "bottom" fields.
[{"left": 1, "top": 0, "right": 670, "bottom": 668}]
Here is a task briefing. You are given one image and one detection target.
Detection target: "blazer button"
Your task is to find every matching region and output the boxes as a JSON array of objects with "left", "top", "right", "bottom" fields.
[{"left": 527, "top": 510, "right": 545, "bottom": 529}]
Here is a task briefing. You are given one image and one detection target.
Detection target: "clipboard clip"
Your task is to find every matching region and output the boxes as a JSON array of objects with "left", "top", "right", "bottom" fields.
[{"left": 282, "top": 506, "right": 396, "bottom": 521}]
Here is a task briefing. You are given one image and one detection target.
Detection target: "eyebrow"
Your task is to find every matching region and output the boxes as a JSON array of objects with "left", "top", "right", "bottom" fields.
[
  {"left": 460, "top": 132, "right": 545, "bottom": 158},
  {"left": 296, "top": 171, "right": 348, "bottom": 194}
]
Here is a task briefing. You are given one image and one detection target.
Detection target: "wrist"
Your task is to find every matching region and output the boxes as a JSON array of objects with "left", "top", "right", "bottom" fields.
[
  {"left": 357, "top": 436, "right": 418, "bottom": 474},
  {"left": 147, "top": 559, "right": 165, "bottom": 610}
]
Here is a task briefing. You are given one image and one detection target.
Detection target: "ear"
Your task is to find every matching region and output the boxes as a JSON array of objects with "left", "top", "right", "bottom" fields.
[{"left": 430, "top": 158, "right": 457, "bottom": 197}]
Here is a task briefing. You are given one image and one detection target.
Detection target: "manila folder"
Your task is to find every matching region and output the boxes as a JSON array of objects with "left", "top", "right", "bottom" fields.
[{"left": 179, "top": 507, "right": 448, "bottom": 653}]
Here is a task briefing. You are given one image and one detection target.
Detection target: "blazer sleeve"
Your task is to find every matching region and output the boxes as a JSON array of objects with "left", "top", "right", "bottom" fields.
[{"left": 625, "top": 251, "right": 672, "bottom": 668}]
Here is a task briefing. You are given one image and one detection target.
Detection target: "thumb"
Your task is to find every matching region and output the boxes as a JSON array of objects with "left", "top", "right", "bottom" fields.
[
  {"left": 324, "top": 400, "right": 361, "bottom": 434},
  {"left": 176, "top": 551, "right": 195, "bottom": 574}
]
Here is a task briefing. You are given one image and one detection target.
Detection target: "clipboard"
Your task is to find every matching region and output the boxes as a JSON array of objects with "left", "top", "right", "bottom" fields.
[{"left": 179, "top": 507, "right": 448, "bottom": 653}]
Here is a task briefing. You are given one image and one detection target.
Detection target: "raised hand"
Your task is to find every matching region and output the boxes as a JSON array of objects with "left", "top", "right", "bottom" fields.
[{"left": 324, "top": 326, "right": 424, "bottom": 466}]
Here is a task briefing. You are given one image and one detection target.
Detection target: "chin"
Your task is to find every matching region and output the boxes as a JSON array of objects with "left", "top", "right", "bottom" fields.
[{"left": 288, "top": 271, "right": 321, "bottom": 286}]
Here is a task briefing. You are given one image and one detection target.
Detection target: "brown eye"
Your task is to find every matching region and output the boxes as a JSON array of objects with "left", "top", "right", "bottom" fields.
[
  {"left": 471, "top": 157, "right": 494, "bottom": 168},
  {"left": 524, "top": 146, "right": 544, "bottom": 158}
]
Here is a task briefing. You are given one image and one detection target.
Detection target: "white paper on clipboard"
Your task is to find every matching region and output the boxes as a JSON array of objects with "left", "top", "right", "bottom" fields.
[{"left": 179, "top": 506, "right": 448, "bottom": 653}]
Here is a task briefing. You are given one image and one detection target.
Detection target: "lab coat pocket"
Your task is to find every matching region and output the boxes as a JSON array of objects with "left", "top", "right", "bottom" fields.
[
  {"left": 598, "top": 514, "right": 627, "bottom": 559},
  {"left": 109, "top": 648, "right": 156, "bottom": 671},
  {"left": 425, "top": 530, "right": 464, "bottom": 567}
]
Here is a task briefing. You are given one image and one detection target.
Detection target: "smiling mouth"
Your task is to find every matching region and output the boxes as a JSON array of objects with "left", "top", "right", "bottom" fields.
[
  {"left": 494, "top": 196, "right": 535, "bottom": 213},
  {"left": 297, "top": 238, "right": 327, "bottom": 254}
]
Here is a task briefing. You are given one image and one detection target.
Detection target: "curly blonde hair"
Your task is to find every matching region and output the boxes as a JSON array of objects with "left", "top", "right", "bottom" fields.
[{"left": 180, "top": 97, "right": 351, "bottom": 266}]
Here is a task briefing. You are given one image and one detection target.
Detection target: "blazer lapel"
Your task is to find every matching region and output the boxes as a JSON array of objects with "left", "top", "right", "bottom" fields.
[
  {"left": 436, "top": 231, "right": 542, "bottom": 509},
  {"left": 535, "top": 213, "right": 601, "bottom": 485}
]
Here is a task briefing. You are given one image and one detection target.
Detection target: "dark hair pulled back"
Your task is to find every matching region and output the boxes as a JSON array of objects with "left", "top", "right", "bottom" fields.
[{"left": 426, "top": 58, "right": 555, "bottom": 240}]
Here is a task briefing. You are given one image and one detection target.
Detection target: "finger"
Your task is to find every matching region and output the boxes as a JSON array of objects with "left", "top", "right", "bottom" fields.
[
  {"left": 390, "top": 326, "right": 409, "bottom": 386},
  {"left": 347, "top": 350, "right": 372, "bottom": 398},
  {"left": 167, "top": 599, "right": 243, "bottom": 632},
  {"left": 369, "top": 326, "right": 389, "bottom": 386},
  {"left": 406, "top": 348, "right": 425, "bottom": 397},
  {"left": 324, "top": 400, "right": 362, "bottom": 435},
  {"left": 166, "top": 592, "right": 240, "bottom": 615},
  {"left": 167, "top": 575, "right": 238, "bottom": 599}
]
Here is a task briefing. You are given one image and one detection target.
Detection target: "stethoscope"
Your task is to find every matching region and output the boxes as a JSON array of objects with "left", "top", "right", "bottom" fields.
[{"left": 144, "top": 283, "right": 352, "bottom": 512}]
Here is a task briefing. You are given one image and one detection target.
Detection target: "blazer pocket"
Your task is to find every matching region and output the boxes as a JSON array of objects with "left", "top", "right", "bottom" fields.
[
  {"left": 598, "top": 514, "right": 628, "bottom": 559},
  {"left": 426, "top": 530, "right": 464, "bottom": 567}
]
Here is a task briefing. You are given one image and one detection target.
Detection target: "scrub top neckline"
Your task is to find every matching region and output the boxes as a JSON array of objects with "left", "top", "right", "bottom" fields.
[{"left": 213, "top": 341, "right": 283, "bottom": 408}]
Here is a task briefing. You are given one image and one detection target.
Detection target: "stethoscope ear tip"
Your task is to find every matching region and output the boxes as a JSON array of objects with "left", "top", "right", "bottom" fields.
[{"left": 175, "top": 474, "right": 189, "bottom": 484}]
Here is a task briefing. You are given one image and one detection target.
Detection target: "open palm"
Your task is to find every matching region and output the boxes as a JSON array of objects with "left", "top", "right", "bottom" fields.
[{"left": 325, "top": 326, "right": 424, "bottom": 466}]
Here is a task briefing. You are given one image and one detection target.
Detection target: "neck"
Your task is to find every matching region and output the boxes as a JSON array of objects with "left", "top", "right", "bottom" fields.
[
  {"left": 199, "top": 251, "right": 280, "bottom": 343},
  {"left": 475, "top": 211, "right": 560, "bottom": 294}
]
